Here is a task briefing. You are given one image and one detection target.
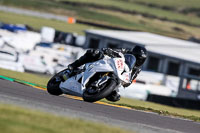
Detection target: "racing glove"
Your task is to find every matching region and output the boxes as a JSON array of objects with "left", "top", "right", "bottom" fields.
[
  {"left": 123, "top": 68, "right": 141, "bottom": 88},
  {"left": 102, "top": 48, "right": 122, "bottom": 58}
]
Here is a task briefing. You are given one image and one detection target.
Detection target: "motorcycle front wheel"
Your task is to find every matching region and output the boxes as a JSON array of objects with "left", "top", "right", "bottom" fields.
[
  {"left": 83, "top": 78, "right": 117, "bottom": 102},
  {"left": 47, "top": 69, "right": 67, "bottom": 96}
]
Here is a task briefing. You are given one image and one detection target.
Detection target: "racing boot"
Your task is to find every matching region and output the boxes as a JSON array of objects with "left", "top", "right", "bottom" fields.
[{"left": 106, "top": 90, "right": 120, "bottom": 102}]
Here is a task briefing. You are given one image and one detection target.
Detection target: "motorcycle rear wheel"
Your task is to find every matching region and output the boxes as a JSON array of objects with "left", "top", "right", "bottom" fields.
[
  {"left": 83, "top": 78, "right": 117, "bottom": 102},
  {"left": 47, "top": 69, "right": 67, "bottom": 96}
]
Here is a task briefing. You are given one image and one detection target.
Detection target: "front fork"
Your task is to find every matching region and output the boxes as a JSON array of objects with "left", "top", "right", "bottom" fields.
[{"left": 91, "top": 72, "right": 110, "bottom": 88}]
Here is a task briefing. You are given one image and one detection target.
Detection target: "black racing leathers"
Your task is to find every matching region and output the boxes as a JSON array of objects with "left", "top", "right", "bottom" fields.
[
  {"left": 67, "top": 48, "right": 143, "bottom": 102},
  {"left": 68, "top": 49, "right": 104, "bottom": 70},
  {"left": 68, "top": 48, "right": 142, "bottom": 87}
]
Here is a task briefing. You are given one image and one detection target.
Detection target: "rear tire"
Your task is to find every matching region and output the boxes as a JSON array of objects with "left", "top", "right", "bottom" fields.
[
  {"left": 47, "top": 69, "right": 67, "bottom": 96},
  {"left": 83, "top": 79, "right": 117, "bottom": 102}
]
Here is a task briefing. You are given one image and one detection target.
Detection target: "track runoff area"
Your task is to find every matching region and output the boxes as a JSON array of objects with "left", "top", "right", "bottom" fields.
[{"left": 0, "top": 76, "right": 200, "bottom": 133}]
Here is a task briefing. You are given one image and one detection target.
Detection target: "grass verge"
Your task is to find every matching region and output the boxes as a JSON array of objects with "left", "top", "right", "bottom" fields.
[
  {"left": 0, "top": 68, "right": 200, "bottom": 122},
  {"left": 0, "top": 103, "right": 132, "bottom": 133},
  {"left": 0, "top": 10, "right": 101, "bottom": 35},
  {"left": 101, "top": 99, "right": 200, "bottom": 122},
  {"left": 0, "top": 68, "right": 50, "bottom": 87},
  {"left": 1, "top": 0, "right": 200, "bottom": 39}
]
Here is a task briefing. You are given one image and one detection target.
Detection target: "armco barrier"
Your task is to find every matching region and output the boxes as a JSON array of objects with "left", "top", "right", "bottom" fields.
[{"left": 147, "top": 94, "right": 200, "bottom": 110}]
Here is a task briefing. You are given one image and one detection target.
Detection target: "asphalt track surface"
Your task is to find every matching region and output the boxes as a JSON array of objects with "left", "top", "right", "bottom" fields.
[{"left": 0, "top": 79, "right": 200, "bottom": 133}]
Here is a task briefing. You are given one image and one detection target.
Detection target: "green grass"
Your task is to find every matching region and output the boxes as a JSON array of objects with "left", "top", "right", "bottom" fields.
[
  {"left": 132, "top": 0, "right": 200, "bottom": 9},
  {"left": 0, "top": 10, "right": 101, "bottom": 35},
  {"left": 60, "top": 0, "right": 200, "bottom": 26},
  {"left": 61, "top": 0, "right": 200, "bottom": 9},
  {"left": 93, "top": 9, "right": 199, "bottom": 39},
  {"left": 0, "top": 68, "right": 50, "bottom": 87},
  {"left": 1, "top": 0, "right": 200, "bottom": 39},
  {"left": 0, "top": 5, "right": 198, "bottom": 40},
  {"left": 0, "top": 103, "right": 132, "bottom": 133},
  {"left": 0, "top": 68, "right": 200, "bottom": 122}
]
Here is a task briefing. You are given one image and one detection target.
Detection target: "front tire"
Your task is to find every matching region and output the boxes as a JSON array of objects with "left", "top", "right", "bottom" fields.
[
  {"left": 47, "top": 69, "right": 67, "bottom": 96},
  {"left": 83, "top": 79, "right": 117, "bottom": 102}
]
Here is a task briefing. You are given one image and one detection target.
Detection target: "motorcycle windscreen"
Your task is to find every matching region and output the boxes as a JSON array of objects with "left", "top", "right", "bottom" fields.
[
  {"left": 85, "top": 59, "right": 115, "bottom": 72},
  {"left": 124, "top": 54, "right": 136, "bottom": 70}
]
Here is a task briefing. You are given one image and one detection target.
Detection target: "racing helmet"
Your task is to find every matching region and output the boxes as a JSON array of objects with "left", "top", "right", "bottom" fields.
[{"left": 131, "top": 45, "right": 147, "bottom": 67}]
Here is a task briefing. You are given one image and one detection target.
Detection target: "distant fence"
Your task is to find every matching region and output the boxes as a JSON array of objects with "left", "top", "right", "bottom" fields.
[{"left": 76, "top": 19, "right": 134, "bottom": 31}]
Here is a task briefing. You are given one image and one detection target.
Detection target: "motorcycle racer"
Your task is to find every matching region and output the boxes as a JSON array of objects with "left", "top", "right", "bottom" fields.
[{"left": 61, "top": 45, "right": 147, "bottom": 102}]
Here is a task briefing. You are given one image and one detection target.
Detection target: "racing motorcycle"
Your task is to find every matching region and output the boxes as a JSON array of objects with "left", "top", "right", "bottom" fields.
[{"left": 47, "top": 53, "right": 136, "bottom": 102}]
